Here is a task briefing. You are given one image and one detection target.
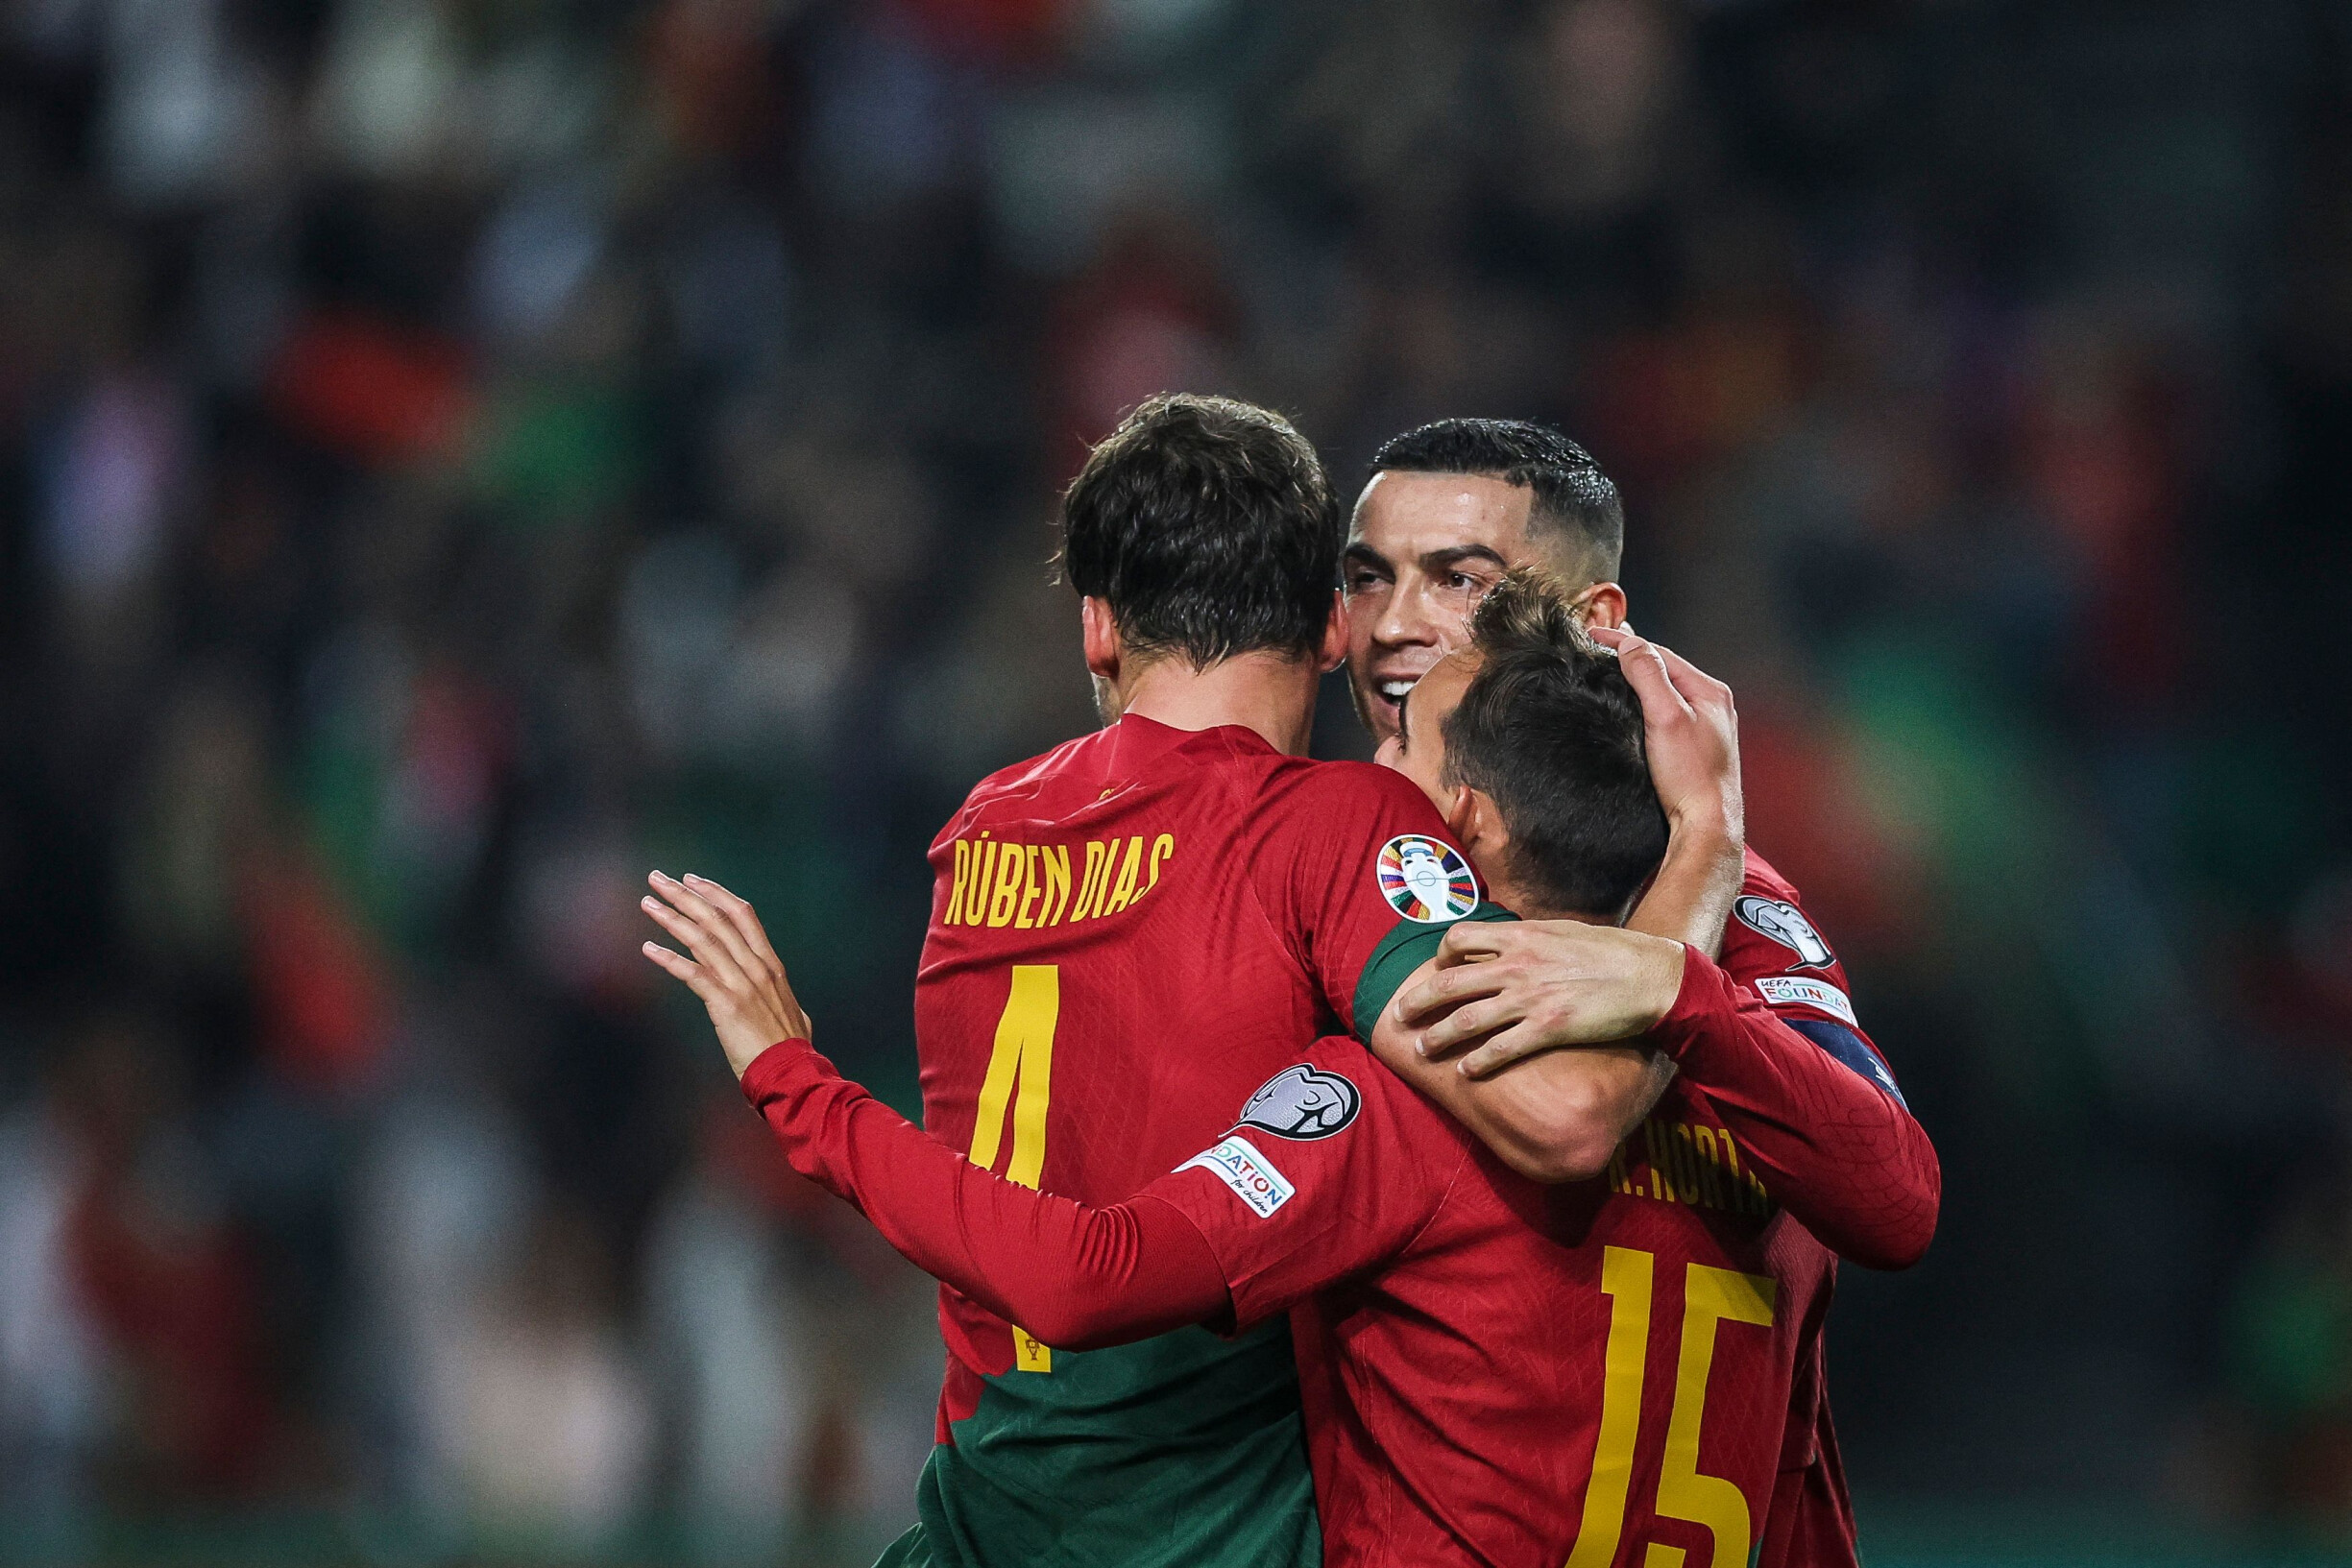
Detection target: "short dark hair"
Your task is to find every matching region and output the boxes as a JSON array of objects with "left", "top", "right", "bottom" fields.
[
  {"left": 1370, "top": 419, "right": 1624, "bottom": 581},
  {"left": 1440, "top": 569, "right": 1665, "bottom": 919},
  {"left": 1060, "top": 394, "right": 1340, "bottom": 666}
]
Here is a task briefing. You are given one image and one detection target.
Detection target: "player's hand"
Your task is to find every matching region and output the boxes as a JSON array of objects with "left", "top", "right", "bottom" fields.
[
  {"left": 641, "top": 871, "right": 813, "bottom": 1080},
  {"left": 1392, "top": 921, "right": 1687, "bottom": 1078},
  {"left": 1587, "top": 623, "right": 1743, "bottom": 846}
]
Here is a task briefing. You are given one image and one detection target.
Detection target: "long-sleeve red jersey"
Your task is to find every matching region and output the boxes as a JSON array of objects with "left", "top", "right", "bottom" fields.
[{"left": 740, "top": 887, "right": 1937, "bottom": 1568}]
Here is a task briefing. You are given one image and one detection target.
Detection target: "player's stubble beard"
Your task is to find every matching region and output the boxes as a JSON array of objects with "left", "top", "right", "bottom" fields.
[{"left": 1091, "top": 672, "right": 1123, "bottom": 728}]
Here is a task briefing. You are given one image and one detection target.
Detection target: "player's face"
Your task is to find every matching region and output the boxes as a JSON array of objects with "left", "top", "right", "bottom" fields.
[
  {"left": 1372, "top": 650, "right": 1476, "bottom": 816},
  {"left": 1343, "top": 472, "right": 1534, "bottom": 745}
]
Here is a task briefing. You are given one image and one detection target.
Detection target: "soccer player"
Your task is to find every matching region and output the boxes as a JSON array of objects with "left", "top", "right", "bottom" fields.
[
  {"left": 652, "top": 396, "right": 1749, "bottom": 1568},
  {"left": 642, "top": 573, "right": 1936, "bottom": 1567},
  {"left": 1339, "top": 420, "right": 1912, "bottom": 1563}
]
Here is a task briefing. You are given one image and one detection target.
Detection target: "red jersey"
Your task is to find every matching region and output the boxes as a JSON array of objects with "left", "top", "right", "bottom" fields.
[
  {"left": 1722, "top": 849, "right": 1905, "bottom": 1568},
  {"left": 1135, "top": 849, "right": 1912, "bottom": 1568},
  {"left": 909, "top": 713, "right": 1504, "bottom": 1568},
  {"left": 738, "top": 851, "right": 1931, "bottom": 1568},
  {"left": 1146, "top": 1032, "right": 1827, "bottom": 1568}
]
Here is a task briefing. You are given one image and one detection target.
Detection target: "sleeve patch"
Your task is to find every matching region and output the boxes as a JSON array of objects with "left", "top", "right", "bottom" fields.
[
  {"left": 1237, "top": 1065, "right": 1360, "bottom": 1140},
  {"left": 1754, "top": 975, "right": 1858, "bottom": 1027},
  {"left": 1784, "top": 1019, "right": 1907, "bottom": 1110},
  {"left": 1734, "top": 896, "right": 1836, "bottom": 969},
  {"left": 1176, "top": 1137, "right": 1296, "bottom": 1218},
  {"left": 1376, "top": 835, "right": 1481, "bottom": 922}
]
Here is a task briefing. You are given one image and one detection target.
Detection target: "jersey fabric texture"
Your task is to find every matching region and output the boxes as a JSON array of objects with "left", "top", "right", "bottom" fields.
[
  {"left": 1146, "top": 849, "right": 1921, "bottom": 1568},
  {"left": 907, "top": 713, "right": 1504, "bottom": 1568},
  {"left": 738, "top": 850, "right": 1930, "bottom": 1568},
  {"left": 1718, "top": 849, "right": 1920, "bottom": 1568}
]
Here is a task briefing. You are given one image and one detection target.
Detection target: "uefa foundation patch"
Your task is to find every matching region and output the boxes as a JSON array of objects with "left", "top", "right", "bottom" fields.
[
  {"left": 1754, "top": 975, "right": 1858, "bottom": 1026},
  {"left": 1376, "top": 834, "right": 1480, "bottom": 923},
  {"left": 1177, "top": 1137, "right": 1296, "bottom": 1218}
]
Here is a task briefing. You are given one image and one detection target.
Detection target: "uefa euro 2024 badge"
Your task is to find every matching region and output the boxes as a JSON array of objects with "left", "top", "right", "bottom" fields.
[{"left": 1377, "top": 834, "right": 1481, "bottom": 923}]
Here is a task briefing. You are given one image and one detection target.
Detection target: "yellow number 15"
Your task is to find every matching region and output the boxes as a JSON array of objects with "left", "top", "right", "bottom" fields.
[
  {"left": 970, "top": 965, "right": 1059, "bottom": 1371},
  {"left": 1566, "top": 1246, "right": 1778, "bottom": 1568}
]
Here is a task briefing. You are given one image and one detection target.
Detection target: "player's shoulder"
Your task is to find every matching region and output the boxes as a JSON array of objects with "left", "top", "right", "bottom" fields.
[
  {"left": 933, "top": 730, "right": 1108, "bottom": 844},
  {"left": 1252, "top": 756, "right": 1446, "bottom": 827},
  {"left": 1739, "top": 846, "right": 1804, "bottom": 905},
  {"left": 1729, "top": 847, "right": 1842, "bottom": 973},
  {"left": 1728, "top": 847, "right": 1868, "bottom": 1031}
]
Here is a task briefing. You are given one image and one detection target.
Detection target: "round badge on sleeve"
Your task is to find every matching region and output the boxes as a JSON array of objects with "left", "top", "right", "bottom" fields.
[{"left": 1376, "top": 834, "right": 1481, "bottom": 923}]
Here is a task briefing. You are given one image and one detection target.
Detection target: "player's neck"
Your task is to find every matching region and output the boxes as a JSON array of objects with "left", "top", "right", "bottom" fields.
[
  {"left": 1109, "top": 650, "right": 1323, "bottom": 757},
  {"left": 1481, "top": 876, "right": 1601, "bottom": 926}
]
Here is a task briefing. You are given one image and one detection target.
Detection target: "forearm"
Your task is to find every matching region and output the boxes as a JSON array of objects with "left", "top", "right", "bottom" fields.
[
  {"left": 1372, "top": 1007, "right": 1669, "bottom": 1183},
  {"left": 1651, "top": 956, "right": 1940, "bottom": 1267},
  {"left": 740, "top": 1041, "right": 1228, "bottom": 1346},
  {"left": 1625, "top": 821, "right": 1743, "bottom": 958}
]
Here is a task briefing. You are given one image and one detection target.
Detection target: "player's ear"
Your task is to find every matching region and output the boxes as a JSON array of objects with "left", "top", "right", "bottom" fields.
[
  {"left": 1572, "top": 581, "right": 1628, "bottom": 631},
  {"left": 1081, "top": 595, "right": 1121, "bottom": 681},
  {"left": 1317, "top": 589, "right": 1346, "bottom": 673},
  {"left": 1453, "top": 786, "right": 1509, "bottom": 869},
  {"left": 1443, "top": 784, "right": 1481, "bottom": 843}
]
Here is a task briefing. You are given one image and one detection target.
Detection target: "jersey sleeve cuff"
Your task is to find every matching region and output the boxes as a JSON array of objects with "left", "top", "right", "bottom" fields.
[
  {"left": 1649, "top": 950, "right": 1744, "bottom": 1064},
  {"left": 739, "top": 1038, "right": 825, "bottom": 1108}
]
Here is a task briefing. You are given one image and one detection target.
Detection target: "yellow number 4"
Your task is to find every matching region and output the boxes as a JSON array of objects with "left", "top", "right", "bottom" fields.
[
  {"left": 969, "top": 965, "right": 1059, "bottom": 1371},
  {"left": 1565, "top": 1246, "right": 1778, "bottom": 1568}
]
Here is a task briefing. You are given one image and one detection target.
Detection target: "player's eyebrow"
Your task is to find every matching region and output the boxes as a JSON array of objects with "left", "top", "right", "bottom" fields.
[
  {"left": 1342, "top": 541, "right": 1392, "bottom": 574},
  {"left": 1419, "top": 543, "right": 1511, "bottom": 575}
]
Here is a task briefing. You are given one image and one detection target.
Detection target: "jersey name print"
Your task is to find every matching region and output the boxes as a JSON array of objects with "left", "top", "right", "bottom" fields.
[
  {"left": 907, "top": 713, "right": 1503, "bottom": 1568},
  {"left": 939, "top": 830, "right": 1176, "bottom": 928}
]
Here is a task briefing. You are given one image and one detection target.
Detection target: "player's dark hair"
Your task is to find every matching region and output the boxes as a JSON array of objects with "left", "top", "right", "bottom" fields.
[
  {"left": 1441, "top": 569, "right": 1665, "bottom": 920},
  {"left": 1059, "top": 394, "right": 1340, "bottom": 666},
  {"left": 1370, "top": 419, "right": 1624, "bottom": 581}
]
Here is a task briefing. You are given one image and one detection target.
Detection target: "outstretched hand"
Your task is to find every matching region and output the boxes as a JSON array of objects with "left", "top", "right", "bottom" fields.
[
  {"left": 641, "top": 871, "right": 813, "bottom": 1080},
  {"left": 1392, "top": 919, "right": 1686, "bottom": 1078},
  {"left": 1587, "top": 623, "right": 1742, "bottom": 846}
]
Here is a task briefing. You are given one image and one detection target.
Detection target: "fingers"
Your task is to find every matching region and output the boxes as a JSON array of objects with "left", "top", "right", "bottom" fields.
[
  {"left": 641, "top": 939, "right": 719, "bottom": 1001},
  {"left": 681, "top": 874, "right": 787, "bottom": 982},
  {"left": 1393, "top": 961, "right": 1513, "bottom": 1026},
  {"left": 642, "top": 884, "right": 754, "bottom": 992},
  {"left": 1418, "top": 997, "right": 1523, "bottom": 1058},
  {"left": 1648, "top": 642, "right": 1734, "bottom": 717},
  {"left": 647, "top": 872, "right": 765, "bottom": 984},
  {"left": 1436, "top": 921, "right": 1514, "bottom": 965},
  {"left": 1590, "top": 626, "right": 1693, "bottom": 721},
  {"left": 1453, "top": 1024, "right": 1554, "bottom": 1079}
]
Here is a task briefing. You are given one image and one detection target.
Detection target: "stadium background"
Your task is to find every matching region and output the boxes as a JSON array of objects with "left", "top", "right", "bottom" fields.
[{"left": 0, "top": 0, "right": 2346, "bottom": 1562}]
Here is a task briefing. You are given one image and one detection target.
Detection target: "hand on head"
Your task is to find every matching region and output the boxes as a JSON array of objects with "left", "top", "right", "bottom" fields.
[{"left": 1585, "top": 624, "right": 1743, "bottom": 847}]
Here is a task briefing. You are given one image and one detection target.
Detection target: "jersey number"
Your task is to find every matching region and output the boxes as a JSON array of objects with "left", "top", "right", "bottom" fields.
[
  {"left": 1564, "top": 1245, "right": 1778, "bottom": 1568},
  {"left": 971, "top": 965, "right": 1059, "bottom": 1371}
]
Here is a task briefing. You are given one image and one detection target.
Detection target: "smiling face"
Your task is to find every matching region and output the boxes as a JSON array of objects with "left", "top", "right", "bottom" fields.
[{"left": 1343, "top": 471, "right": 1535, "bottom": 744}]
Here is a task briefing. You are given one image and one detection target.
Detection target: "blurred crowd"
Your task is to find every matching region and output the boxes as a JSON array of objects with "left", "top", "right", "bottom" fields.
[{"left": 2, "top": 0, "right": 2351, "bottom": 1558}]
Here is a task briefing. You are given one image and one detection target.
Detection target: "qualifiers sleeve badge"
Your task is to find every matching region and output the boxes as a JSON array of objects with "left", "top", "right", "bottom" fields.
[
  {"left": 1236, "top": 1065, "right": 1361, "bottom": 1140},
  {"left": 1377, "top": 834, "right": 1481, "bottom": 923},
  {"left": 1733, "top": 895, "right": 1836, "bottom": 969}
]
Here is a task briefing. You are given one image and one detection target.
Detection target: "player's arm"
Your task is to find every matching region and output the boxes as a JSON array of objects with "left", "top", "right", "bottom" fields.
[
  {"left": 1364, "top": 963, "right": 1674, "bottom": 1184},
  {"left": 1256, "top": 768, "right": 1647, "bottom": 1184},
  {"left": 640, "top": 871, "right": 1228, "bottom": 1349},
  {"left": 1404, "top": 916, "right": 1939, "bottom": 1267},
  {"left": 1645, "top": 946, "right": 1938, "bottom": 1269},
  {"left": 1595, "top": 623, "right": 1746, "bottom": 960}
]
